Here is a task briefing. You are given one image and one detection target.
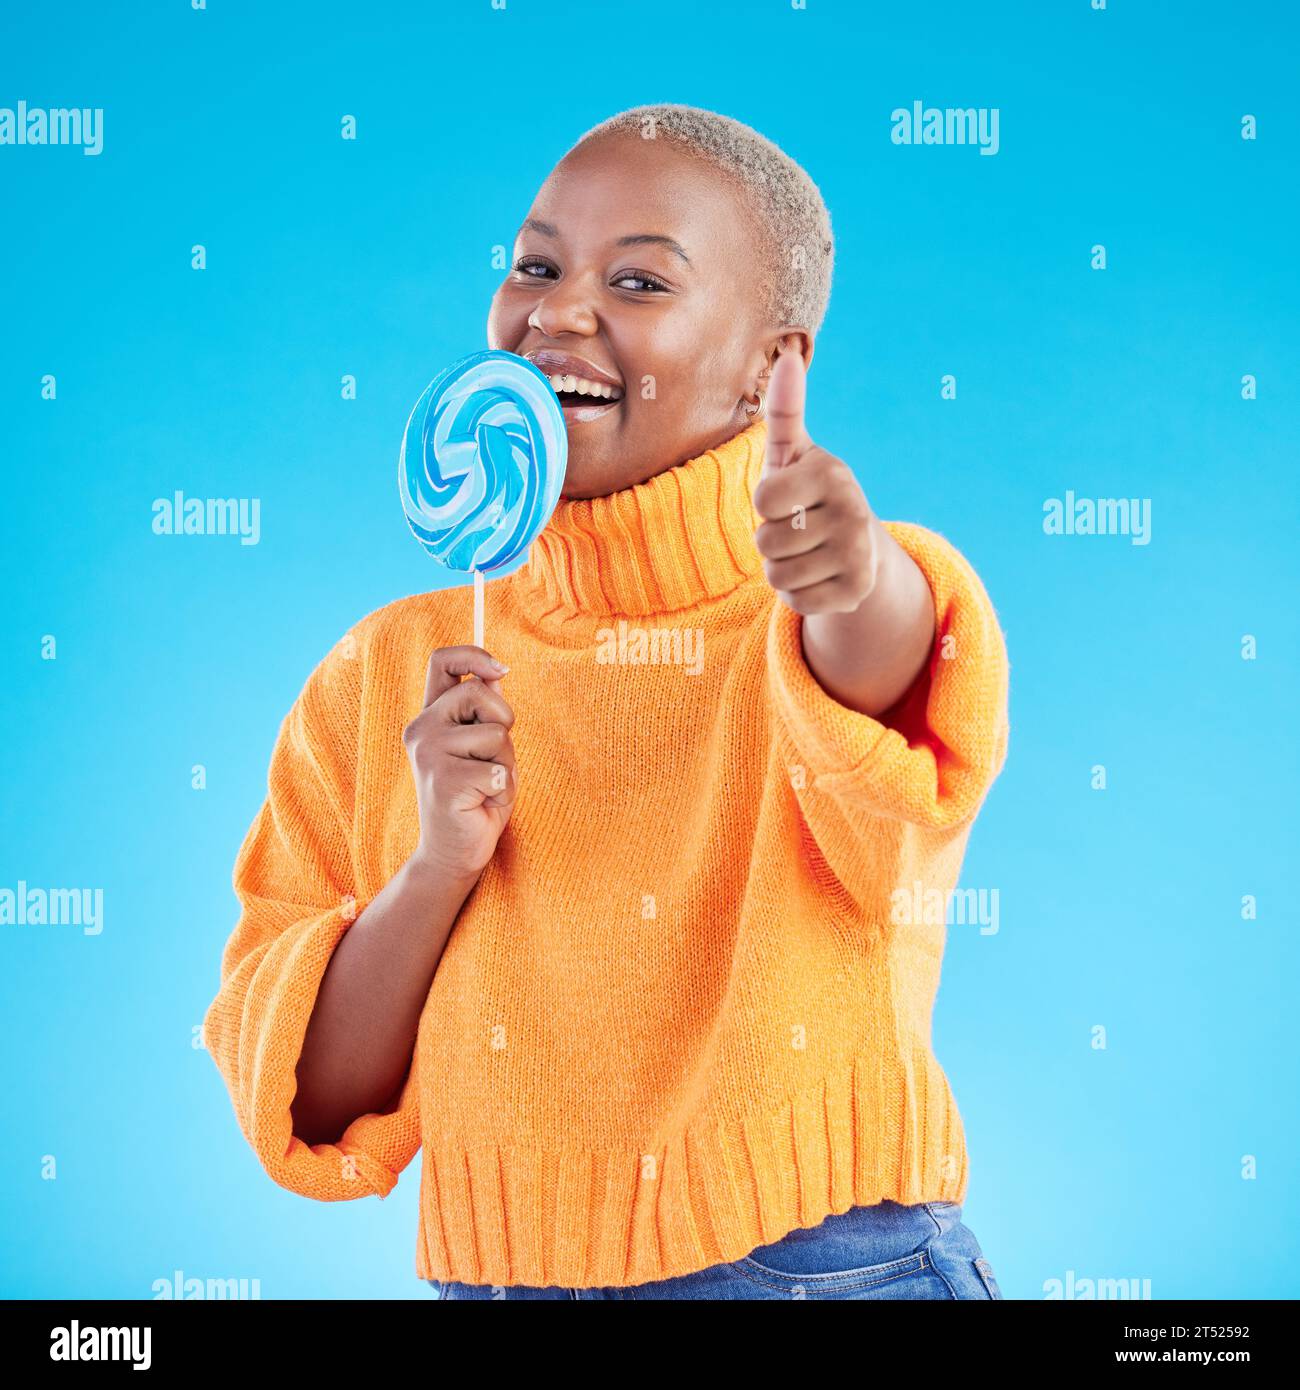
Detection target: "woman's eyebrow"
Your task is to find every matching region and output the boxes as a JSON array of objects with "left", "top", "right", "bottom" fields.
[
  {"left": 615, "top": 233, "right": 692, "bottom": 266},
  {"left": 519, "top": 217, "right": 692, "bottom": 267}
]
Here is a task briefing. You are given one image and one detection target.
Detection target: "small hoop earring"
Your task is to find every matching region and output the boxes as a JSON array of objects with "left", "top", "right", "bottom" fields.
[{"left": 743, "top": 388, "right": 765, "bottom": 419}]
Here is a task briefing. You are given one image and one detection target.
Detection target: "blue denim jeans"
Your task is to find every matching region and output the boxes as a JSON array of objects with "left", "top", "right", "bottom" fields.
[{"left": 427, "top": 1199, "right": 1003, "bottom": 1300}]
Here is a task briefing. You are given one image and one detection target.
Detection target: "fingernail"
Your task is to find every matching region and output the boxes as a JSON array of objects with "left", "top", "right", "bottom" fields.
[{"left": 489, "top": 658, "right": 508, "bottom": 672}]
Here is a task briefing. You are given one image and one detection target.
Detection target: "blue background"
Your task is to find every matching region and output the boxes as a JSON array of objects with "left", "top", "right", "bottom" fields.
[{"left": 2, "top": 0, "right": 1296, "bottom": 1300}]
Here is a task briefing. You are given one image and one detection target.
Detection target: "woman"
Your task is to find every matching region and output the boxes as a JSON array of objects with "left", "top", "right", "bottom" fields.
[{"left": 204, "top": 103, "right": 1009, "bottom": 1300}]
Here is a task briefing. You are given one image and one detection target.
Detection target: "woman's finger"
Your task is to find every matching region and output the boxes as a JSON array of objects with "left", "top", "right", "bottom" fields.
[
  {"left": 762, "top": 545, "right": 843, "bottom": 595},
  {"left": 441, "top": 723, "right": 516, "bottom": 767},
  {"left": 421, "top": 645, "right": 509, "bottom": 709},
  {"left": 762, "top": 349, "right": 811, "bottom": 472},
  {"left": 434, "top": 676, "right": 516, "bottom": 729},
  {"left": 443, "top": 757, "right": 516, "bottom": 811}
]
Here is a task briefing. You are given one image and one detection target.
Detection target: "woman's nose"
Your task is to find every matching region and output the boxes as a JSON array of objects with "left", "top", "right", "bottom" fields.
[{"left": 528, "top": 281, "right": 599, "bottom": 338}]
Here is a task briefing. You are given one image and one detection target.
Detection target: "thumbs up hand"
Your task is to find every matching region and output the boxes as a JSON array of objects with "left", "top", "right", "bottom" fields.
[
  {"left": 751, "top": 346, "right": 936, "bottom": 718},
  {"left": 752, "top": 348, "right": 879, "bottom": 616}
]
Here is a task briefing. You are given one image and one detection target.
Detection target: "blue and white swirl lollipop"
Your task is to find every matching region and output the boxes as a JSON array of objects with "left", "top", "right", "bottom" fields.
[{"left": 399, "top": 349, "right": 567, "bottom": 645}]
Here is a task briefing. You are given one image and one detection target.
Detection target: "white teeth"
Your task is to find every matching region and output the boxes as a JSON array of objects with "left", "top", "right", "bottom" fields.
[{"left": 546, "top": 372, "right": 622, "bottom": 401}]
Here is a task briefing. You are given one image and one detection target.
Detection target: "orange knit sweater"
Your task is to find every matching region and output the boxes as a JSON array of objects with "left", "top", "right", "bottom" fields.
[{"left": 203, "top": 418, "right": 1009, "bottom": 1288}]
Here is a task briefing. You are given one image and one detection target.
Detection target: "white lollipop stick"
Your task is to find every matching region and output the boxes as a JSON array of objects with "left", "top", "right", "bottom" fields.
[{"left": 473, "top": 568, "right": 485, "bottom": 651}]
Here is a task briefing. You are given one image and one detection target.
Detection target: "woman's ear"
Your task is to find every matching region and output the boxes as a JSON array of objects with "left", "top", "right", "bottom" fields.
[
  {"left": 762, "top": 330, "right": 814, "bottom": 381},
  {"left": 740, "top": 331, "right": 814, "bottom": 416}
]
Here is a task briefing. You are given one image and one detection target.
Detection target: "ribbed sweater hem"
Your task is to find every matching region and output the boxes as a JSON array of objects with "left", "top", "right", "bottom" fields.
[{"left": 414, "top": 1044, "right": 968, "bottom": 1289}]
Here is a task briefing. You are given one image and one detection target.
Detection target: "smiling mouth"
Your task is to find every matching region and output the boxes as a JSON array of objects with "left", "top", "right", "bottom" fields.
[{"left": 544, "top": 374, "right": 623, "bottom": 420}]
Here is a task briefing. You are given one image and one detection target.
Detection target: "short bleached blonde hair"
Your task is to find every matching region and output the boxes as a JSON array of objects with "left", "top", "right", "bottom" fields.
[{"left": 568, "top": 103, "right": 835, "bottom": 337}]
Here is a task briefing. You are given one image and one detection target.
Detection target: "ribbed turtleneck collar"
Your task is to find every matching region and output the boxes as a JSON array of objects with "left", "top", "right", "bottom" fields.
[{"left": 516, "top": 419, "right": 769, "bottom": 621}]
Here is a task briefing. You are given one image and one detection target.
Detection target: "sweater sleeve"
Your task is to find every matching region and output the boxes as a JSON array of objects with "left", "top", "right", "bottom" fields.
[
  {"left": 202, "top": 632, "right": 421, "bottom": 1201},
  {"left": 767, "top": 521, "right": 1009, "bottom": 844}
]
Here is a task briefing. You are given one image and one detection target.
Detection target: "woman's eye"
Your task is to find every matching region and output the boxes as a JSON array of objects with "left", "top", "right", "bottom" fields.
[
  {"left": 514, "top": 258, "right": 555, "bottom": 279},
  {"left": 613, "top": 271, "right": 669, "bottom": 293}
]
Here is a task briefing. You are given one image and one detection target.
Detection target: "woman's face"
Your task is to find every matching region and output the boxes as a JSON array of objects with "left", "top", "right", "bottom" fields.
[{"left": 487, "top": 133, "right": 796, "bottom": 499}]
